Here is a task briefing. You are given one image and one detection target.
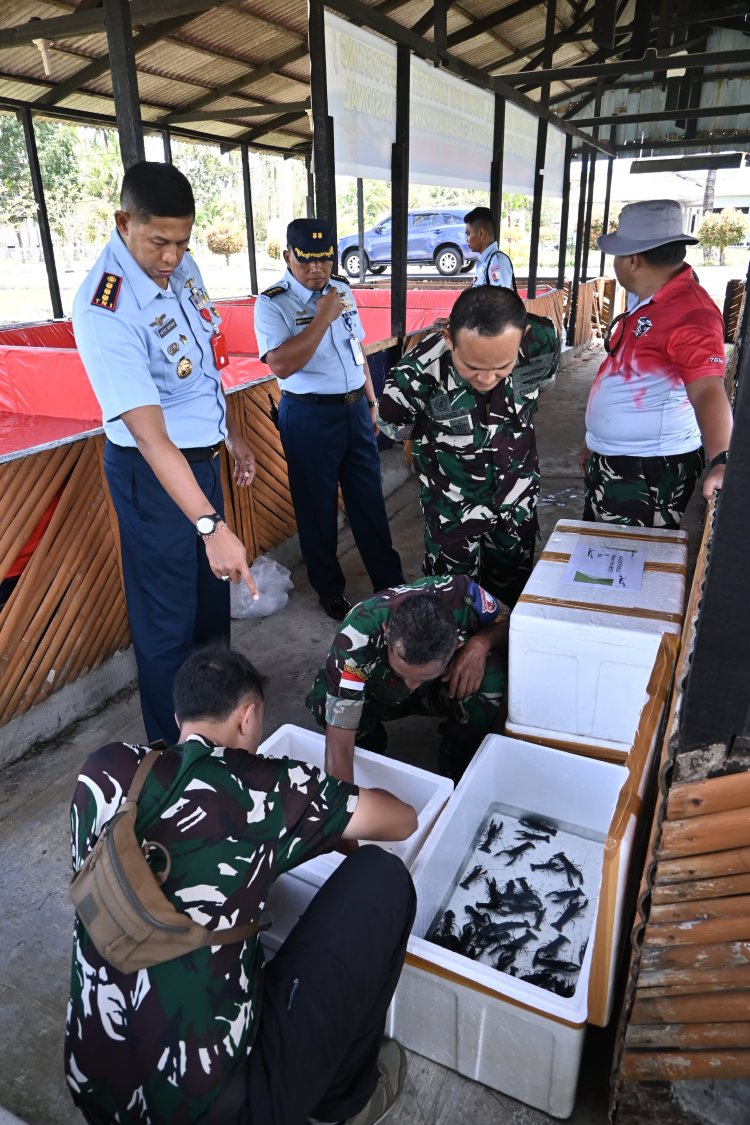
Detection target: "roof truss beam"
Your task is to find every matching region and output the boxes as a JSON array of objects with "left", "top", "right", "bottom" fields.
[
  {"left": 157, "top": 44, "right": 308, "bottom": 124},
  {"left": 501, "top": 45, "right": 750, "bottom": 85},
  {"left": 575, "top": 102, "right": 750, "bottom": 126},
  {"left": 0, "top": 0, "right": 239, "bottom": 47},
  {"left": 447, "top": 0, "right": 542, "bottom": 49},
  {"left": 168, "top": 100, "right": 310, "bottom": 122}
]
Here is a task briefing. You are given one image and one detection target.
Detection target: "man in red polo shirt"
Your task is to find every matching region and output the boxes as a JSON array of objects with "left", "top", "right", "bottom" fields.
[{"left": 581, "top": 199, "right": 733, "bottom": 527}]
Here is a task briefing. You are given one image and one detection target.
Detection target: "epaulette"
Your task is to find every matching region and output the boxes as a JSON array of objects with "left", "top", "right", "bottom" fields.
[
  {"left": 330, "top": 272, "right": 346, "bottom": 283},
  {"left": 91, "top": 272, "right": 122, "bottom": 312},
  {"left": 261, "top": 284, "right": 286, "bottom": 298}
]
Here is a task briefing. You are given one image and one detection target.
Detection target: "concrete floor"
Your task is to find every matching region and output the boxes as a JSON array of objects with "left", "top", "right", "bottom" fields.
[{"left": 0, "top": 344, "right": 707, "bottom": 1125}]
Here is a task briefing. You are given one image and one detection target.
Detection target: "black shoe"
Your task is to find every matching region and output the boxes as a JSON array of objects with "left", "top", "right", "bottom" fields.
[
  {"left": 437, "top": 739, "right": 476, "bottom": 784},
  {"left": 319, "top": 593, "right": 352, "bottom": 622},
  {"left": 356, "top": 723, "right": 388, "bottom": 754}
]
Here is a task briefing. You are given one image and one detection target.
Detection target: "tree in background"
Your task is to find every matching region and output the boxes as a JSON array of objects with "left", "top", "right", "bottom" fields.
[
  {"left": 206, "top": 223, "right": 246, "bottom": 265},
  {"left": 697, "top": 209, "right": 749, "bottom": 266},
  {"left": 0, "top": 115, "right": 38, "bottom": 260}
]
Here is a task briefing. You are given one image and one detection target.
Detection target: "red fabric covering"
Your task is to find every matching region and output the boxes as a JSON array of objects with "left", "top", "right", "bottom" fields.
[
  {"left": 6, "top": 494, "right": 61, "bottom": 578},
  {"left": 0, "top": 321, "right": 76, "bottom": 348}
]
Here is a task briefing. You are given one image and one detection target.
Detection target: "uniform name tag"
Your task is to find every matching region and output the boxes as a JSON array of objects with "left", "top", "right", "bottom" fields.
[
  {"left": 295, "top": 316, "right": 314, "bottom": 326},
  {"left": 211, "top": 331, "right": 229, "bottom": 369},
  {"left": 156, "top": 318, "right": 177, "bottom": 338},
  {"left": 350, "top": 337, "right": 364, "bottom": 365}
]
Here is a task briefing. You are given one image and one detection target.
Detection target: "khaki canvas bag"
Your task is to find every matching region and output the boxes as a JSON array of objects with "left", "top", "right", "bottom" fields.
[{"left": 70, "top": 750, "right": 261, "bottom": 973}]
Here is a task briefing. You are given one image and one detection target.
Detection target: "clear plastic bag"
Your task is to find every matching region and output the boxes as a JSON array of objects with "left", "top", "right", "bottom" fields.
[{"left": 230, "top": 555, "right": 293, "bottom": 619}]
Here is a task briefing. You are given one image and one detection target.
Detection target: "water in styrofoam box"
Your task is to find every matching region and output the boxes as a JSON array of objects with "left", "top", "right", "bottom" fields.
[{"left": 427, "top": 803, "right": 603, "bottom": 996}]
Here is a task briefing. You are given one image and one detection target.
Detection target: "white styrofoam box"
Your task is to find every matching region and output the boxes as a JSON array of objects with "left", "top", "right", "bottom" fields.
[
  {"left": 507, "top": 519, "right": 687, "bottom": 757},
  {"left": 261, "top": 872, "right": 319, "bottom": 958},
  {"left": 387, "top": 734, "right": 629, "bottom": 1118},
  {"left": 258, "top": 724, "right": 453, "bottom": 885}
]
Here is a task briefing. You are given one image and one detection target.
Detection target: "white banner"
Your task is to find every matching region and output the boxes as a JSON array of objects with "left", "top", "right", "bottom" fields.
[
  {"left": 324, "top": 13, "right": 493, "bottom": 188},
  {"left": 324, "top": 13, "right": 397, "bottom": 181},
  {"left": 544, "top": 124, "right": 566, "bottom": 200},
  {"left": 409, "top": 57, "right": 493, "bottom": 189},
  {"left": 503, "top": 102, "right": 538, "bottom": 196}
]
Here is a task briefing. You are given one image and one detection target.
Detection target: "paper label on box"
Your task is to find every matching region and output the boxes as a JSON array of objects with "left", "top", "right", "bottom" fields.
[{"left": 563, "top": 540, "right": 645, "bottom": 591}]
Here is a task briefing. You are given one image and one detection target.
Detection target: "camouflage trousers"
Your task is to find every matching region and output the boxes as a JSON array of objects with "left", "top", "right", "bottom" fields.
[
  {"left": 582, "top": 450, "right": 705, "bottom": 529},
  {"left": 423, "top": 513, "right": 538, "bottom": 607},
  {"left": 306, "top": 654, "right": 505, "bottom": 751}
]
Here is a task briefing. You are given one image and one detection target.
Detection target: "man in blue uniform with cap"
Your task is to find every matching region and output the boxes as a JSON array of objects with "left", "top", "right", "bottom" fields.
[
  {"left": 73, "top": 161, "right": 258, "bottom": 744},
  {"left": 254, "top": 219, "right": 403, "bottom": 620}
]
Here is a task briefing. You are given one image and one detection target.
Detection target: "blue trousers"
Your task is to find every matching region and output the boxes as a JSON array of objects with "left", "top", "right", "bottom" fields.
[
  {"left": 104, "top": 442, "right": 230, "bottom": 743},
  {"left": 279, "top": 395, "right": 403, "bottom": 598}
]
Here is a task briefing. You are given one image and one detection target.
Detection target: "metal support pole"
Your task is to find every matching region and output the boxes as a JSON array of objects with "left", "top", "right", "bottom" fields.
[
  {"left": 581, "top": 150, "right": 596, "bottom": 281},
  {"left": 391, "top": 43, "right": 410, "bottom": 340},
  {"left": 357, "top": 177, "right": 366, "bottom": 285},
  {"left": 599, "top": 144, "right": 615, "bottom": 278},
  {"left": 526, "top": 0, "right": 556, "bottom": 299},
  {"left": 161, "top": 129, "right": 172, "bottom": 164},
  {"left": 581, "top": 83, "right": 601, "bottom": 282},
  {"left": 556, "top": 134, "right": 573, "bottom": 292},
  {"left": 308, "top": 0, "right": 335, "bottom": 226},
  {"left": 567, "top": 152, "right": 589, "bottom": 346},
  {"left": 305, "top": 153, "right": 314, "bottom": 219},
  {"left": 103, "top": 0, "right": 145, "bottom": 168},
  {"left": 19, "top": 107, "right": 63, "bottom": 319},
  {"left": 241, "top": 144, "right": 259, "bottom": 295},
  {"left": 490, "top": 95, "right": 505, "bottom": 242}
]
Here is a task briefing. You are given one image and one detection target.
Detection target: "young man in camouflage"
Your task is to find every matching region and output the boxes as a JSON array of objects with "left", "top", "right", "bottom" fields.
[
  {"left": 306, "top": 575, "right": 510, "bottom": 782},
  {"left": 582, "top": 199, "right": 732, "bottom": 527},
  {"left": 65, "top": 646, "right": 417, "bottom": 1125},
  {"left": 378, "top": 286, "right": 559, "bottom": 606}
]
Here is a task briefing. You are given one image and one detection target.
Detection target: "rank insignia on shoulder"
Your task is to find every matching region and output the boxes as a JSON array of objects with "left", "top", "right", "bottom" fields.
[
  {"left": 261, "top": 285, "right": 285, "bottom": 298},
  {"left": 91, "top": 272, "right": 122, "bottom": 311},
  {"left": 330, "top": 272, "right": 346, "bottom": 282}
]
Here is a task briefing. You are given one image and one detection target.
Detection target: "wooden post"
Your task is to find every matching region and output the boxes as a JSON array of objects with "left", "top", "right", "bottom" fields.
[
  {"left": 103, "top": 0, "right": 145, "bottom": 168},
  {"left": 556, "top": 133, "right": 573, "bottom": 292},
  {"left": 18, "top": 107, "right": 63, "bottom": 319},
  {"left": 391, "top": 43, "right": 410, "bottom": 340},
  {"left": 308, "top": 0, "right": 335, "bottom": 226},
  {"left": 241, "top": 145, "right": 259, "bottom": 295}
]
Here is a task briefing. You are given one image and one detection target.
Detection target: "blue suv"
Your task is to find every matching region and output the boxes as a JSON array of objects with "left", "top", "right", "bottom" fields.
[{"left": 338, "top": 208, "right": 476, "bottom": 278}]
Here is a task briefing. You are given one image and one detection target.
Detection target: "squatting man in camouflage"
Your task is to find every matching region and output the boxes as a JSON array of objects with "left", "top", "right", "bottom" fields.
[
  {"left": 581, "top": 199, "right": 733, "bottom": 527},
  {"left": 378, "top": 286, "right": 559, "bottom": 607},
  {"left": 65, "top": 646, "right": 417, "bottom": 1125},
  {"left": 306, "top": 575, "right": 510, "bottom": 783}
]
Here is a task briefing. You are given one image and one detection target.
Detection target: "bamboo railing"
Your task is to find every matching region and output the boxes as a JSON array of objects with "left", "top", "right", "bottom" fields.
[{"left": 0, "top": 376, "right": 299, "bottom": 741}]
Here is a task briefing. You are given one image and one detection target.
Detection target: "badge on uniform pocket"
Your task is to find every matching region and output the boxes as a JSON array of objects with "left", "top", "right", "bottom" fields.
[{"left": 177, "top": 357, "right": 193, "bottom": 378}]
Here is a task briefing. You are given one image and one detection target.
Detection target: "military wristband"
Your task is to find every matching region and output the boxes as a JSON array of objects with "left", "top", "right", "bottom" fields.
[{"left": 709, "top": 451, "right": 729, "bottom": 469}]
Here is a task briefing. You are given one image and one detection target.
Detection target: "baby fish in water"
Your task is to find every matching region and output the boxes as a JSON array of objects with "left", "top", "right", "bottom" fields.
[
  {"left": 519, "top": 815, "right": 558, "bottom": 836},
  {"left": 478, "top": 819, "right": 503, "bottom": 853},
  {"left": 495, "top": 841, "right": 535, "bottom": 865},
  {"left": 459, "top": 864, "right": 487, "bottom": 890},
  {"left": 551, "top": 896, "right": 589, "bottom": 932}
]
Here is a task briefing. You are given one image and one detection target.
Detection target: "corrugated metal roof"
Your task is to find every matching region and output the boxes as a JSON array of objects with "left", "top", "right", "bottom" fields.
[{"left": 0, "top": 1, "right": 747, "bottom": 156}]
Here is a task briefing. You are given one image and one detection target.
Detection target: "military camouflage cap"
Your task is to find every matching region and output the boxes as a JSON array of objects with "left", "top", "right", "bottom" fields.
[{"left": 287, "top": 218, "right": 335, "bottom": 261}]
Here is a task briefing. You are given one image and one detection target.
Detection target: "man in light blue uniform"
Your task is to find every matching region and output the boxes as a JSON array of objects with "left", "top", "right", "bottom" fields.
[
  {"left": 73, "top": 161, "right": 257, "bottom": 743},
  {"left": 254, "top": 218, "right": 403, "bottom": 620},
  {"left": 464, "top": 206, "right": 516, "bottom": 290}
]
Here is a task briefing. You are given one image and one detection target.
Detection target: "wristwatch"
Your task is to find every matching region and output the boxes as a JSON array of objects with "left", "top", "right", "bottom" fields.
[
  {"left": 709, "top": 451, "right": 729, "bottom": 469},
  {"left": 367, "top": 398, "right": 377, "bottom": 408},
  {"left": 196, "top": 513, "right": 224, "bottom": 539}
]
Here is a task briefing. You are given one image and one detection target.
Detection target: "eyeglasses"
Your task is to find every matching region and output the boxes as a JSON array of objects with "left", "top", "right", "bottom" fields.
[{"left": 603, "top": 311, "right": 631, "bottom": 356}]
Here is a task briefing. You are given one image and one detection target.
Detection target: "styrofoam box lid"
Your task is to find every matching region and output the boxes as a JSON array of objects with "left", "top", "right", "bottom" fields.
[
  {"left": 258, "top": 724, "right": 453, "bottom": 882},
  {"left": 511, "top": 519, "right": 687, "bottom": 639},
  {"left": 407, "top": 733, "right": 627, "bottom": 1024}
]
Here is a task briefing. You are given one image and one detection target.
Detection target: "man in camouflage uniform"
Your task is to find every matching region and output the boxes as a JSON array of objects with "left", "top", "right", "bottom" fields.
[
  {"left": 306, "top": 574, "right": 510, "bottom": 782},
  {"left": 378, "top": 286, "right": 559, "bottom": 606},
  {"left": 583, "top": 200, "right": 732, "bottom": 527},
  {"left": 66, "top": 646, "right": 416, "bottom": 1125}
]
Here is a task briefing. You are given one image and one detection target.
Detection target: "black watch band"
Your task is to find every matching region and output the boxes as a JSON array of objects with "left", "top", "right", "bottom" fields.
[
  {"left": 709, "top": 450, "right": 729, "bottom": 469},
  {"left": 367, "top": 399, "right": 377, "bottom": 408}
]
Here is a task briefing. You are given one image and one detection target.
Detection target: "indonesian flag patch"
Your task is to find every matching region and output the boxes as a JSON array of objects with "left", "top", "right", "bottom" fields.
[{"left": 340, "top": 664, "right": 367, "bottom": 691}]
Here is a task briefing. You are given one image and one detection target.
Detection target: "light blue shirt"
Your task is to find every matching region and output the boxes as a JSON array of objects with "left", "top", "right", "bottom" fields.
[
  {"left": 253, "top": 269, "right": 366, "bottom": 395},
  {"left": 72, "top": 230, "right": 226, "bottom": 448},
  {"left": 473, "top": 241, "right": 515, "bottom": 289}
]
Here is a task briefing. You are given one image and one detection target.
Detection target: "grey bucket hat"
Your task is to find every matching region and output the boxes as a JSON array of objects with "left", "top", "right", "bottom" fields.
[{"left": 598, "top": 199, "right": 699, "bottom": 255}]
